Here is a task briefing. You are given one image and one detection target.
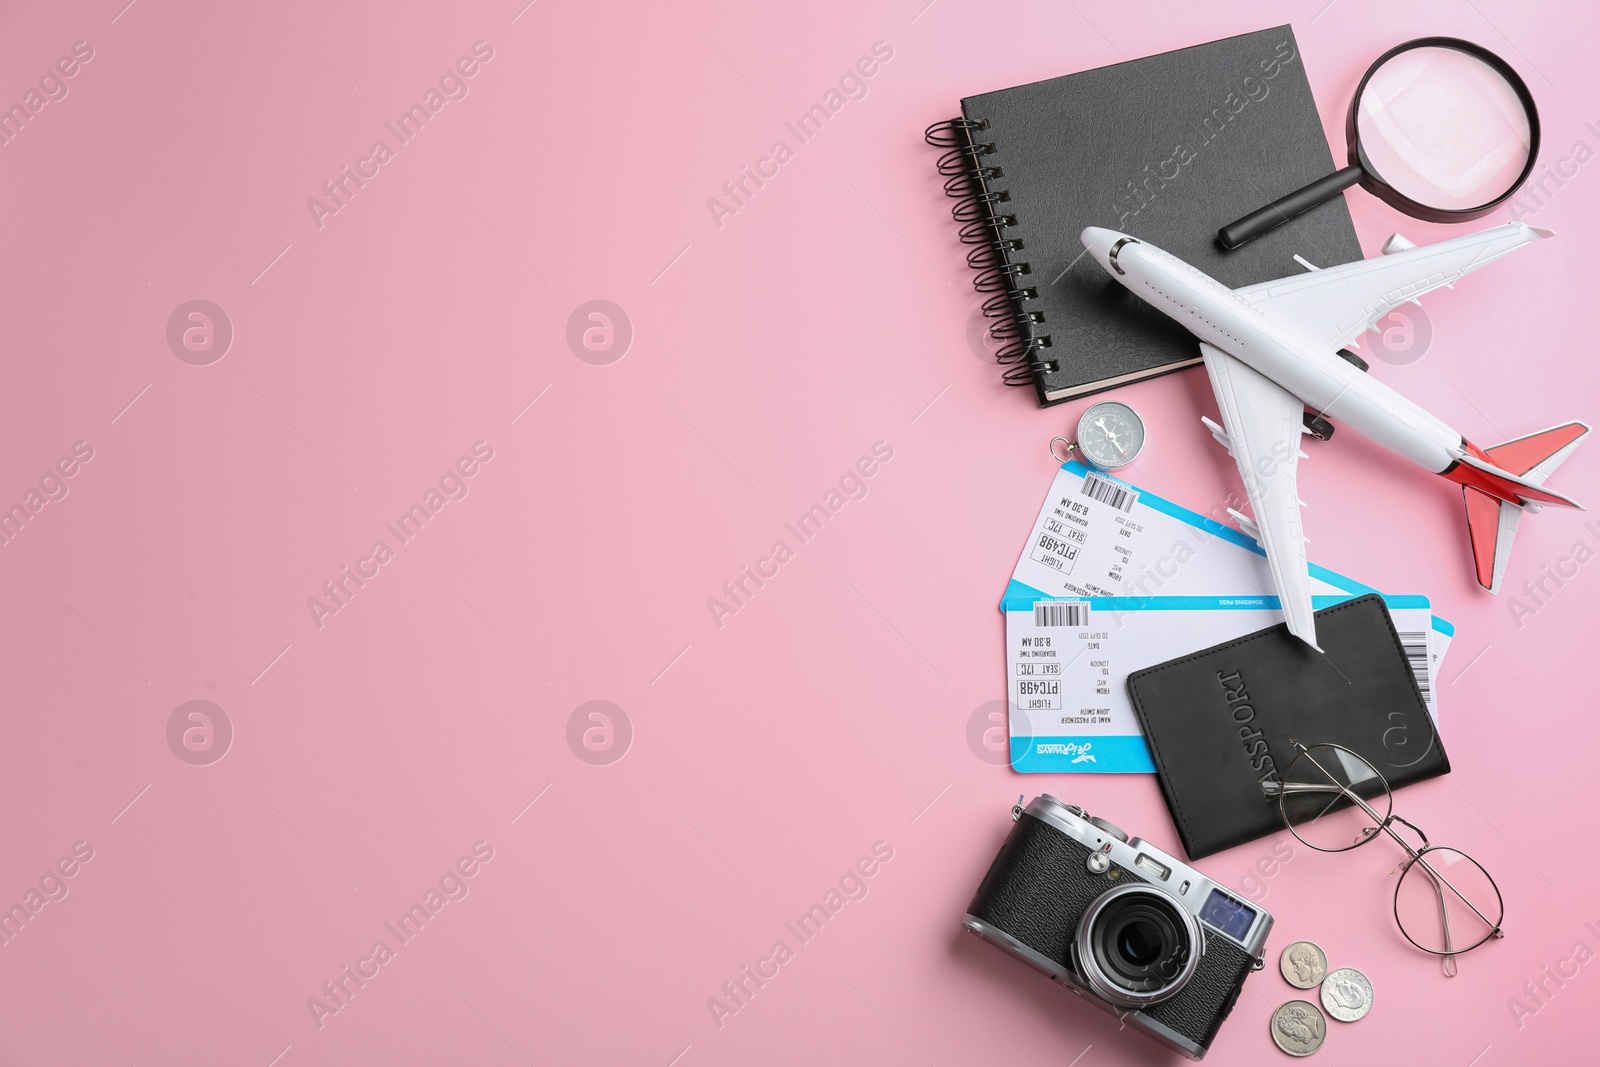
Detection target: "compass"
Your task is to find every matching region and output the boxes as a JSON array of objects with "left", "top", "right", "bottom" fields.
[{"left": 1050, "top": 401, "right": 1146, "bottom": 470}]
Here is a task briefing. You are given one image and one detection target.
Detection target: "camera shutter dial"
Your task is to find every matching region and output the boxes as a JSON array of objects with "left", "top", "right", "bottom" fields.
[{"left": 1089, "top": 816, "right": 1129, "bottom": 842}]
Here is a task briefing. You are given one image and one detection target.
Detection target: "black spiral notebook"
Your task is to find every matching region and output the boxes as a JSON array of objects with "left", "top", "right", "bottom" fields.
[{"left": 927, "top": 26, "right": 1363, "bottom": 406}]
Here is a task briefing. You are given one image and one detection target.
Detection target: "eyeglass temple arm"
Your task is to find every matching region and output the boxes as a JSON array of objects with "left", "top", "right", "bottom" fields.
[
  {"left": 1428, "top": 865, "right": 1459, "bottom": 976},
  {"left": 1264, "top": 780, "right": 1393, "bottom": 829},
  {"left": 1384, "top": 816, "right": 1462, "bottom": 969},
  {"left": 1406, "top": 848, "right": 1504, "bottom": 936}
]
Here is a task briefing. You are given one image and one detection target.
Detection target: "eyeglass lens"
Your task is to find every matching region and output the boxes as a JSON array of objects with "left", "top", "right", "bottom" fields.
[
  {"left": 1394, "top": 847, "right": 1504, "bottom": 956},
  {"left": 1279, "top": 744, "right": 1392, "bottom": 852}
]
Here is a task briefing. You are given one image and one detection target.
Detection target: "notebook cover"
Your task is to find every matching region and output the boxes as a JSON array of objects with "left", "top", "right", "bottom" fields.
[
  {"left": 1125, "top": 595, "right": 1449, "bottom": 860},
  {"left": 957, "top": 26, "right": 1363, "bottom": 405}
]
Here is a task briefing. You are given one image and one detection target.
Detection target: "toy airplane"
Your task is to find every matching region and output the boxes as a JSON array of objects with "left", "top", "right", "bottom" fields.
[{"left": 1080, "top": 222, "right": 1588, "bottom": 650}]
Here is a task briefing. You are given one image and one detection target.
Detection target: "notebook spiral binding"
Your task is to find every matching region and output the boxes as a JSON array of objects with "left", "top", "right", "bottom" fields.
[{"left": 925, "top": 117, "right": 1053, "bottom": 387}]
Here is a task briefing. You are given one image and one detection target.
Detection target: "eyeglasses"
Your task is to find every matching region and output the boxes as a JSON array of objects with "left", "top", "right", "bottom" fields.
[{"left": 1261, "top": 740, "right": 1504, "bottom": 976}]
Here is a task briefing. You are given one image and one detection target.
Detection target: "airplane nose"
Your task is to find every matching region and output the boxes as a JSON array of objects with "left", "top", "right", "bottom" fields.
[
  {"left": 1080, "top": 227, "right": 1129, "bottom": 276},
  {"left": 1080, "top": 226, "right": 1118, "bottom": 251}
]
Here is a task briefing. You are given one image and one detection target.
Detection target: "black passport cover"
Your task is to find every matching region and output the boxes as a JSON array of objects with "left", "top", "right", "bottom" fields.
[
  {"left": 1126, "top": 595, "right": 1449, "bottom": 860},
  {"left": 955, "top": 26, "right": 1363, "bottom": 405}
]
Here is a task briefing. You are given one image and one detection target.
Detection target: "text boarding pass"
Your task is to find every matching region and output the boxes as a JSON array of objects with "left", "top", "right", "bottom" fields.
[{"left": 1003, "top": 461, "right": 1453, "bottom": 698}]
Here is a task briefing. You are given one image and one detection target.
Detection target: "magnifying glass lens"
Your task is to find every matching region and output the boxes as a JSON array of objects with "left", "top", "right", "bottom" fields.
[
  {"left": 1356, "top": 46, "right": 1533, "bottom": 210},
  {"left": 1218, "top": 38, "right": 1540, "bottom": 249}
]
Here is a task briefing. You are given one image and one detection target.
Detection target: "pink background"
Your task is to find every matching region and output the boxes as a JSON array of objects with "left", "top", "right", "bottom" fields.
[{"left": 1, "top": 0, "right": 1596, "bottom": 1064}]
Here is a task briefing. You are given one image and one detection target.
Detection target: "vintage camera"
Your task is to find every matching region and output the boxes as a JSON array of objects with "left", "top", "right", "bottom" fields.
[{"left": 963, "top": 796, "right": 1271, "bottom": 1060}]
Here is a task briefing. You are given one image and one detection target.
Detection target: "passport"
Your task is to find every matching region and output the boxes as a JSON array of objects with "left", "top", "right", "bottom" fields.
[{"left": 1126, "top": 594, "right": 1449, "bottom": 859}]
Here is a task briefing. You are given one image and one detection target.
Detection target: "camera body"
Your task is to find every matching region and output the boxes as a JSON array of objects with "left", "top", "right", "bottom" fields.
[{"left": 964, "top": 796, "right": 1271, "bottom": 1060}]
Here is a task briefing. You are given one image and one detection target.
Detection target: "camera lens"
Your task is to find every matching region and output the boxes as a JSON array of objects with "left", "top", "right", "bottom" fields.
[
  {"left": 1076, "top": 884, "right": 1203, "bottom": 1008},
  {"left": 1101, "top": 903, "right": 1182, "bottom": 988},
  {"left": 1118, "top": 918, "right": 1163, "bottom": 966}
]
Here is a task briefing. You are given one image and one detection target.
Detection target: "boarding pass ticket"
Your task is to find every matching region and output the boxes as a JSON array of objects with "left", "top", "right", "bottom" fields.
[
  {"left": 1001, "top": 463, "right": 1453, "bottom": 773},
  {"left": 1005, "top": 594, "right": 1438, "bottom": 773}
]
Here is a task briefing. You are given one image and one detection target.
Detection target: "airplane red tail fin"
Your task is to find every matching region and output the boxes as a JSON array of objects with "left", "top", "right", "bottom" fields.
[
  {"left": 1461, "top": 421, "right": 1590, "bottom": 593},
  {"left": 1462, "top": 487, "right": 1511, "bottom": 593},
  {"left": 1484, "top": 422, "right": 1590, "bottom": 477}
]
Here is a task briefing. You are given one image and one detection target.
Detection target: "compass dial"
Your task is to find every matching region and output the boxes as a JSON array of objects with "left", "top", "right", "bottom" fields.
[{"left": 1075, "top": 402, "right": 1145, "bottom": 470}]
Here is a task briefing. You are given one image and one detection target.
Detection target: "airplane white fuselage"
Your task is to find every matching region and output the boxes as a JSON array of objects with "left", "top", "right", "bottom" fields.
[{"left": 1090, "top": 234, "right": 1463, "bottom": 474}]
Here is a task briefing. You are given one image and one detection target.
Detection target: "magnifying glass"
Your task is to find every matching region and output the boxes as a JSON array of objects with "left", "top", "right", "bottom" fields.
[{"left": 1219, "top": 37, "right": 1539, "bottom": 250}]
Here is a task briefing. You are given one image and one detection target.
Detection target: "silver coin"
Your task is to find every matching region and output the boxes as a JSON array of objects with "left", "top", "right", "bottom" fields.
[
  {"left": 1279, "top": 941, "right": 1328, "bottom": 989},
  {"left": 1320, "top": 967, "right": 1374, "bottom": 1022},
  {"left": 1270, "top": 1000, "right": 1326, "bottom": 1057}
]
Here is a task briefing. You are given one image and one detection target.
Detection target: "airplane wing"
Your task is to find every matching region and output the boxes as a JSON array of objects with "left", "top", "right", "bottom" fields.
[
  {"left": 1233, "top": 222, "right": 1552, "bottom": 352},
  {"left": 1197, "top": 342, "right": 1320, "bottom": 649}
]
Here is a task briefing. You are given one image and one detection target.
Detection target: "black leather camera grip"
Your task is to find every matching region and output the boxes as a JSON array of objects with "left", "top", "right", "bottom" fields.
[
  {"left": 968, "top": 813, "right": 1256, "bottom": 1051},
  {"left": 968, "top": 811, "right": 1115, "bottom": 962}
]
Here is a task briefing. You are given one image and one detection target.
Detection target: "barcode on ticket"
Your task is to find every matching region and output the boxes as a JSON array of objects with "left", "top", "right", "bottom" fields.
[
  {"left": 1398, "top": 631, "right": 1430, "bottom": 704},
  {"left": 1081, "top": 472, "right": 1137, "bottom": 513},
  {"left": 1034, "top": 601, "right": 1090, "bottom": 627}
]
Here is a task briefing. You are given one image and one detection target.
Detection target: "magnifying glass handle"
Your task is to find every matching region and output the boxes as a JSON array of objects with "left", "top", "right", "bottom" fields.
[{"left": 1218, "top": 165, "right": 1365, "bottom": 250}]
